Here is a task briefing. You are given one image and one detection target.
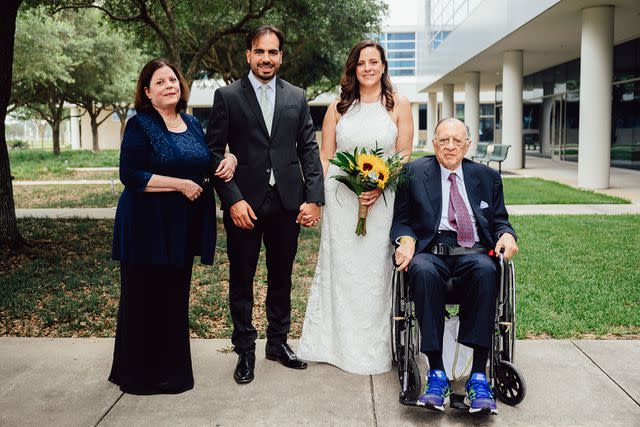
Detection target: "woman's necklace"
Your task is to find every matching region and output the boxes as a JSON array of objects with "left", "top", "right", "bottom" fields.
[{"left": 164, "top": 114, "right": 181, "bottom": 129}]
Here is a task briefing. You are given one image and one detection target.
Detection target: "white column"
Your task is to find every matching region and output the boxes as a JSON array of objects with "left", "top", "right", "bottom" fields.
[
  {"left": 501, "top": 50, "right": 524, "bottom": 170},
  {"left": 464, "top": 71, "right": 480, "bottom": 153},
  {"left": 411, "top": 103, "right": 420, "bottom": 147},
  {"left": 70, "top": 106, "right": 81, "bottom": 150},
  {"left": 427, "top": 92, "right": 438, "bottom": 150},
  {"left": 578, "top": 6, "right": 614, "bottom": 189},
  {"left": 442, "top": 84, "right": 454, "bottom": 118}
]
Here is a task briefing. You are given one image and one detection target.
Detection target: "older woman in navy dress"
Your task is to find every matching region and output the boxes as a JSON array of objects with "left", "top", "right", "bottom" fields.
[{"left": 109, "top": 58, "right": 236, "bottom": 394}]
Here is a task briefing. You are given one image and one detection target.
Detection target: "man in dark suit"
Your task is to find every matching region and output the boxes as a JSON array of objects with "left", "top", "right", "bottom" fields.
[
  {"left": 206, "top": 26, "right": 324, "bottom": 384},
  {"left": 391, "top": 118, "right": 518, "bottom": 415}
]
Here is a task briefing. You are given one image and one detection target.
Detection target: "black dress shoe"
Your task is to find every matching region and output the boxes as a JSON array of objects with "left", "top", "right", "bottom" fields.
[
  {"left": 233, "top": 351, "right": 255, "bottom": 384},
  {"left": 265, "top": 342, "right": 307, "bottom": 369}
]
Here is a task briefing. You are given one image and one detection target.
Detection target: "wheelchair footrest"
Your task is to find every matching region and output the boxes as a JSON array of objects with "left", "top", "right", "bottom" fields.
[
  {"left": 399, "top": 395, "right": 419, "bottom": 407},
  {"left": 450, "top": 393, "right": 470, "bottom": 410}
]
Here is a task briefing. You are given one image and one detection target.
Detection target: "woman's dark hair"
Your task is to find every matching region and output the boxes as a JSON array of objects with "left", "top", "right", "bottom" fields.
[
  {"left": 245, "top": 25, "right": 285, "bottom": 51},
  {"left": 134, "top": 58, "right": 190, "bottom": 113},
  {"left": 336, "top": 40, "right": 394, "bottom": 114}
]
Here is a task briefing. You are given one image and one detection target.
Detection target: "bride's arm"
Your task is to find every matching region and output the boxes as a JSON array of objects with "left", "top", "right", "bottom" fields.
[
  {"left": 393, "top": 94, "right": 414, "bottom": 163},
  {"left": 320, "top": 100, "right": 340, "bottom": 177}
]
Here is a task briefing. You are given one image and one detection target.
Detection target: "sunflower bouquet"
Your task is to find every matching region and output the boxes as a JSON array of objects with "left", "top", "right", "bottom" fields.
[{"left": 330, "top": 146, "right": 406, "bottom": 236}]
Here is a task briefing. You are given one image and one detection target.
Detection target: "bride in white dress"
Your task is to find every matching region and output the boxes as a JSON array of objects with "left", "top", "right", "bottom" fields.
[{"left": 297, "top": 40, "right": 414, "bottom": 374}]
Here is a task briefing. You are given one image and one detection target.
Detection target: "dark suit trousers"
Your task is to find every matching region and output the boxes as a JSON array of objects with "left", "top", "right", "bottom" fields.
[
  {"left": 408, "top": 232, "right": 497, "bottom": 354},
  {"left": 223, "top": 186, "right": 300, "bottom": 353}
]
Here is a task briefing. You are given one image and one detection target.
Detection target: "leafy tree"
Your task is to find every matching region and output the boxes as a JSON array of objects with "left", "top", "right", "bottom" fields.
[
  {"left": 43, "top": 0, "right": 386, "bottom": 95},
  {"left": 66, "top": 9, "right": 146, "bottom": 151},
  {"left": 0, "top": 0, "right": 24, "bottom": 249},
  {"left": 11, "top": 8, "right": 79, "bottom": 155},
  {"left": 202, "top": 0, "right": 386, "bottom": 99}
]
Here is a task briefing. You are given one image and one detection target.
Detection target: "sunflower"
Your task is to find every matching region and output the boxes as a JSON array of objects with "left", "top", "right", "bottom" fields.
[
  {"left": 357, "top": 154, "right": 386, "bottom": 179},
  {"left": 375, "top": 164, "right": 390, "bottom": 189}
]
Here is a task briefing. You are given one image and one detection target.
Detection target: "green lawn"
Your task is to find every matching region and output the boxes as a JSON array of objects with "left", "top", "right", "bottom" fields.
[
  {"left": 1, "top": 215, "right": 638, "bottom": 339},
  {"left": 13, "top": 185, "right": 122, "bottom": 209},
  {"left": 8, "top": 149, "right": 119, "bottom": 180},
  {"left": 503, "top": 177, "right": 629, "bottom": 205},
  {"left": 512, "top": 215, "right": 640, "bottom": 338}
]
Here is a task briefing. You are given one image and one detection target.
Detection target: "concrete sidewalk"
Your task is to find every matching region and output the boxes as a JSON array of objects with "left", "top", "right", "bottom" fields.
[{"left": 0, "top": 338, "right": 638, "bottom": 426}]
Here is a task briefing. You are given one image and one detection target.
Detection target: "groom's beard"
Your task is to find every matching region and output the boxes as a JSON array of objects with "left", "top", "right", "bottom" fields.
[{"left": 255, "top": 61, "right": 279, "bottom": 81}]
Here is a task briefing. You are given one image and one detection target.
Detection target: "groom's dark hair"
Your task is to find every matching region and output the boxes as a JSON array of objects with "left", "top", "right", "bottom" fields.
[{"left": 246, "top": 25, "right": 285, "bottom": 51}]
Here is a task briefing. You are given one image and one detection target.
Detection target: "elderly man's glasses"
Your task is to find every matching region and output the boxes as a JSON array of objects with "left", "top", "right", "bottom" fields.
[{"left": 434, "top": 136, "right": 468, "bottom": 147}]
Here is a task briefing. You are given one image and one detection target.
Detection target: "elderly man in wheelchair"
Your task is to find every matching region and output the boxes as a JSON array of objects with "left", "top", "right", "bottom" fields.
[{"left": 391, "top": 118, "right": 519, "bottom": 415}]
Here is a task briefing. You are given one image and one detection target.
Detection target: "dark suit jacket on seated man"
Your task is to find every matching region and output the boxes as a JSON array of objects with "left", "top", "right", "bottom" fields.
[{"left": 390, "top": 118, "right": 518, "bottom": 415}]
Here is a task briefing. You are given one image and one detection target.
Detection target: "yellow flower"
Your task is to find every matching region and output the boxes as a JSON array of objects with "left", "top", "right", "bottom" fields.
[
  {"left": 357, "top": 154, "right": 386, "bottom": 178},
  {"left": 375, "top": 165, "right": 390, "bottom": 189}
]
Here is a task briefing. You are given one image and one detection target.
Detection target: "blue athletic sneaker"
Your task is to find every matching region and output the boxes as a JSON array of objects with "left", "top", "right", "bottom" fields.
[
  {"left": 465, "top": 372, "right": 498, "bottom": 415},
  {"left": 417, "top": 369, "right": 452, "bottom": 411}
]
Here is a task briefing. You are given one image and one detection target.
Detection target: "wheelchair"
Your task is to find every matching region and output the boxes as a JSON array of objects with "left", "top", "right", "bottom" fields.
[{"left": 391, "top": 252, "right": 527, "bottom": 408}]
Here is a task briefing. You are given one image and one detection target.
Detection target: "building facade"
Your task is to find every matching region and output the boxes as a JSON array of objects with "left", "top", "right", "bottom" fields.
[{"left": 419, "top": 0, "right": 640, "bottom": 187}]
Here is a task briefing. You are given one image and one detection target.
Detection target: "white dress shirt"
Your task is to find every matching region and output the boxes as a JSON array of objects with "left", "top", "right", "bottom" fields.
[{"left": 439, "top": 164, "right": 479, "bottom": 243}]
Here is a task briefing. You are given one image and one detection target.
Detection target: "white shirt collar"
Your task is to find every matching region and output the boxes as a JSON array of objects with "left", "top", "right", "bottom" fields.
[
  {"left": 440, "top": 163, "right": 464, "bottom": 182},
  {"left": 248, "top": 71, "right": 277, "bottom": 92}
]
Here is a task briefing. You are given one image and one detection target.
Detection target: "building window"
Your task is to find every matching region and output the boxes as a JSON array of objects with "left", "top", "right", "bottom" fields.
[
  {"left": 377, "top": 32, "right": 417, "bottom": 77},
  {"left": 429, "top": 0, "right": 479, "bottom": 50},
  {"left": 419, "top": 104, "right": 427, "bottom": 130}
]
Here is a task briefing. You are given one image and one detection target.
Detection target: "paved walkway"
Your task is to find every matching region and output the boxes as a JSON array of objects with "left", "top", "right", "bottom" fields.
[
  {"left": 14, "top": 179, "right": 116, "bottom": 186},
  {"left": 0, "top": 338, "right": 638, "bottom": 426}
]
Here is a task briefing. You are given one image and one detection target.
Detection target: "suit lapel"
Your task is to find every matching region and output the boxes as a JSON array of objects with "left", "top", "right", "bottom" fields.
[
  {"left": 423, "top": 158, "right": 442, "bottom": 232},
  {"left": 462, "top": 161, "right": 490, "bottom": 243},
  {"left": 269, "top": 77, "right": 286, "bottom": 140},
  {"left": 240, "top": 75, "right": 270, "bottom": 138}
]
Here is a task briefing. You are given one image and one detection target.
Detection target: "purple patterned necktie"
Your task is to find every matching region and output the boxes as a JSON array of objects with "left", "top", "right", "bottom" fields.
[{"left": 447, "top": 173, "right": 475, "bottom": 248}]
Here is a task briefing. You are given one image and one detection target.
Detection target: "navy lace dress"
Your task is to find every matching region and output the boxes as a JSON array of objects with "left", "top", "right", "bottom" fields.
[{"left": 109, "top": 110, "right": 216, "bottom": 395}]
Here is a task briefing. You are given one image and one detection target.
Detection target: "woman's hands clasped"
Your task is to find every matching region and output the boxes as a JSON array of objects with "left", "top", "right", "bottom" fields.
[{"left": 180, "top": 179, "right": 203, "bottom": 201}]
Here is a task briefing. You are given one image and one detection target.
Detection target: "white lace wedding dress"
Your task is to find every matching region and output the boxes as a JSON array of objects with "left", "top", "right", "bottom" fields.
[{"left": 297, "top": 101, "right": 398, "bottom": 375}]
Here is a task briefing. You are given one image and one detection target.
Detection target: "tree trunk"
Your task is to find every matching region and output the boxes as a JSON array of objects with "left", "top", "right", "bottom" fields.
[
  {"left": 51, "top": 121, "right": 60, "bottom": 156},
  {"left": 0, "top": 0, "right": 24, "bottom": 250},
  {"left": 91, "top": 113, "right": 99, "bottom": 152},
  {"left": 119, "top": 115, "right": 127, "bottom": 141}
]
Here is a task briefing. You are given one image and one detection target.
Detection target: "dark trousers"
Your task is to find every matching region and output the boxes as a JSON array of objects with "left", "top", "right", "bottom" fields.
[
  {"left": 408, "top": 232, "right": 497, "bottom": 354},
  {"left": 223, "top": 186, "right": 300, "bottom": 353}
]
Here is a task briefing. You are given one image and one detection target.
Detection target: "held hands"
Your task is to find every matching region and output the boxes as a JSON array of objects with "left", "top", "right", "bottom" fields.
[
  {"left": 494, "top": 233, "right": 519, "bottom": 260},
  {"left": 180, "top": 179, "right": 203, "bottom": 201},
  {"left": 230, "top": 200, "right": 257, "bottom": 229},
  {"left": 215, "top": 153, "right": 237, "bottom": 182},
  {"left": 296, "top": 203, "right": 321, "bottom": 228},
  {"left": 359, "top": 188, "right": 382, "bottom": 207},
  {"left": 394, "top": 238, "right": 415, "bottom": 272}
]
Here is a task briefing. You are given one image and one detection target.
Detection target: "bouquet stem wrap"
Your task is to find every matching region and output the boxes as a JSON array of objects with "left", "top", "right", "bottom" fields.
[{"left": 356, "top": 197, "right": 369, "bottom": 236}]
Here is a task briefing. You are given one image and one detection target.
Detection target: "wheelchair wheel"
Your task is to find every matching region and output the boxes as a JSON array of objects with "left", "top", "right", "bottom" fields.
[
  {"left": 391, "top": 277, "right": 405, "bottom": 364},
  {"left": 493, "top": 360, "right": 526, "bottom": 406}
]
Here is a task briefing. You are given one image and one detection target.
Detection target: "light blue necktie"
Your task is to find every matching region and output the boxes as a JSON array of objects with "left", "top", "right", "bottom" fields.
[{"left": 259, "top": 84, "right": 273, "bottom": 134}]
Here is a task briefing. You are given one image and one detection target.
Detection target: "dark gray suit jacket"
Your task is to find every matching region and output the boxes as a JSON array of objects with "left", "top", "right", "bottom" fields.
[
  {"left": 205, "top": 74, "right": 324, "bottom": 211},
  {"left": 390, "top": 156, "right": 516, "bottom": 253}
]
